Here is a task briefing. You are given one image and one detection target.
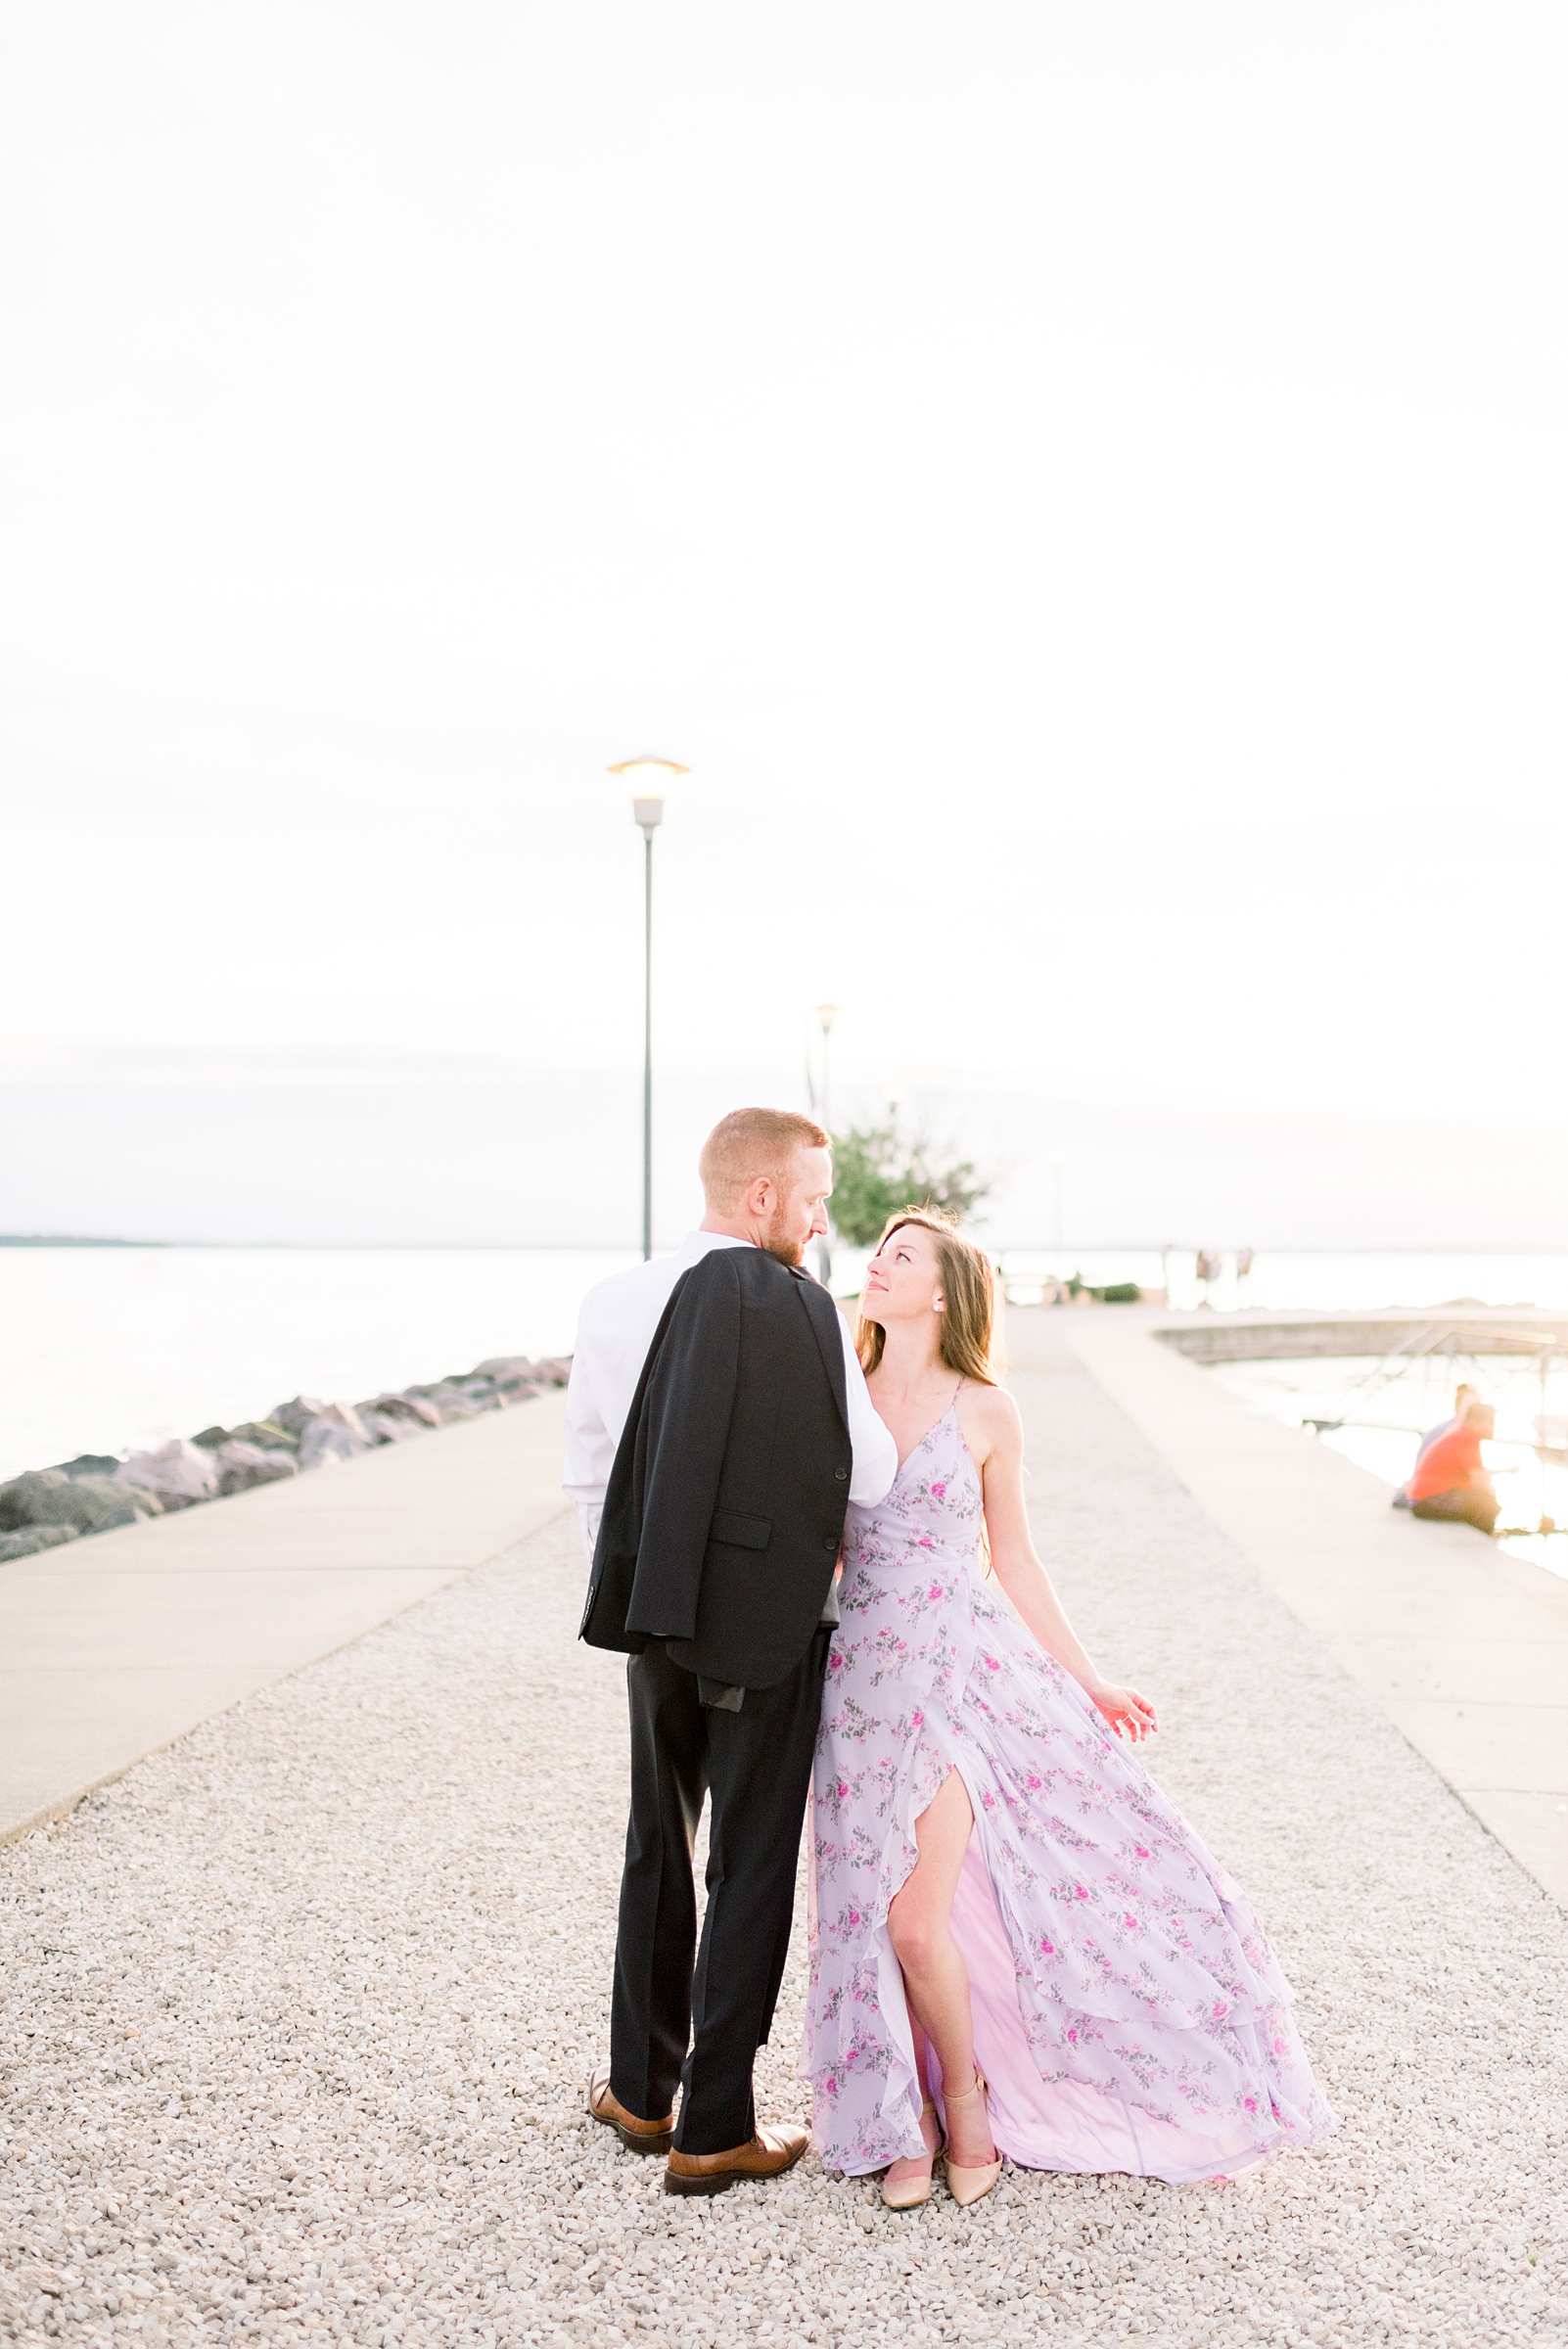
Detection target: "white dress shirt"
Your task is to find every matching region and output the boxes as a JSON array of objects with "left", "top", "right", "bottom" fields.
[{"left": 563, "top": 1228, "right": 898, "bottom": 1558}]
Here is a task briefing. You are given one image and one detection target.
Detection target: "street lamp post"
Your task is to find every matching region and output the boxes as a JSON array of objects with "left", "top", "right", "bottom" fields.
[
  {"left": 609, "top": 758, "right": 688, "bottom": 1262},
  {"left": 1048, "top": 1151, "right": 1067, "bottom": 1289},
  {"left": 814, "top": 1003, "right": 838, "bottom": 1286},
  {"left": 814, "top": 1003, "right": 839, "bottom": 1132}
]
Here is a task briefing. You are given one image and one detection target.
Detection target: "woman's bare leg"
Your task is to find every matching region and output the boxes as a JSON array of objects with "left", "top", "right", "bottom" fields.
[
  {"left": 885, "top": 1770, "right": 996, "bottom": 2169},
  {"left": 881, "top": 2014, "right": 943, "bottom": 2193}
]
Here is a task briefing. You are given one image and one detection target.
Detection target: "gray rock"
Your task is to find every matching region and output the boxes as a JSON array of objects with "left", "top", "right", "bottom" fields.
[
  {"left": 268, "top": 1396, "right": 332, "bottom": 1437},
  {"left": 0, "top": 1468, "right": 70, "bottom": 1530},
  {"left": 296, "top": 1418, "right": 374, "bottom": 1472},
  {"left": 356, "top": 1391, "right": 442, "bottom": 1430},
  {"left": 224, "top": 1419, "right": 300, "bottom": 1453},
  {"left": 358, "top": 1410, "right": 424, "bottom": 1445},
  {"left": 214, "top": 1442, "right": 298, "bottom": 1497},
  {"left": 83, "top": 1503, "right": 154, "bottom": 1536},
  {"left": 471, "top": 1354, "right": 571, "bottom": 1388},
  {"left": 460, "top": 1377, "right": 505, "bottom": 1405},
  {"left": 0, "top": 1523, "right": 79, "bottom": 1561},
  {"left": 115, "top": 1438, "right": 219, "bottom": 1512},
  {"left": 404, "top": 1383, "right": 485, "bottom": 1424},
  {"left": 190, "top": 1425, "right": 231, "bottom": 1451},
  {"left": 72, "top": 1475, "right": 162, "bottom": 1528},
  {"left": 3, "top": 1469, "right": 165, "bottom": 1535},
  {"left": 0, "top": 1468, "right": 152, "bottom": 1534},
  {"left": 48, "top": 1452, "right": 123, "bottom": 1480},
  {"left": 269, "top": 1398, "right": 371, "bottom": 1445}
]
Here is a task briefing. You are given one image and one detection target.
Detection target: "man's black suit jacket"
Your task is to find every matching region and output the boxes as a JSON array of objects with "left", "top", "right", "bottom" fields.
[{"left": 579, "top": 1245, "right": 853, "bottom": 1688}]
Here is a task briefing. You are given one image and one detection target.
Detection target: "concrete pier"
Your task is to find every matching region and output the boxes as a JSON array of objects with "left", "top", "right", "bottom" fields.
[{"left": 1155, "top": 1303, "right": 1568, "bottom": 1364}]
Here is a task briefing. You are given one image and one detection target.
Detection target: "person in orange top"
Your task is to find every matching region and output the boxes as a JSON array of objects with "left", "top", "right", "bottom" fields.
[
  {"left": 1392, "top": 1383, "right": 1476, "bottom": 1509},
  {"left": 1407, "top": 1397, "right": 1499, "bottom": 1535}
]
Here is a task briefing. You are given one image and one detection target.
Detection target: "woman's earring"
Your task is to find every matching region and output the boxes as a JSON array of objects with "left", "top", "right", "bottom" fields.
[{"left": 934, "top": 1298, "right": 945, "bottom": 1313}]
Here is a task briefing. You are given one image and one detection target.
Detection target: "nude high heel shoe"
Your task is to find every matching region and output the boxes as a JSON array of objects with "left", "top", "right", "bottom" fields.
[
  {"left": 943, "top": 2071, "right": 1002, "bottom": 2208},
  {"left": 881, "top": 2098, "right": 945, "bottom": 2210}
]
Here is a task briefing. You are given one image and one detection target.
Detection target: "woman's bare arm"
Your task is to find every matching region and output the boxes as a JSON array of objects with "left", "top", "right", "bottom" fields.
[{"left": 962, "top": 1386, "right": 1158, "bottom": 1743}]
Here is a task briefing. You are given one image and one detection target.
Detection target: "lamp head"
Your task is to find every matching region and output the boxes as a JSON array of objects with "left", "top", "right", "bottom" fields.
[
  {"left": 610, "top": 756, "right": 686, "bottom": 835},
  {"left": 815, "top": 1002, "right": 839, "bottom": 1036}
]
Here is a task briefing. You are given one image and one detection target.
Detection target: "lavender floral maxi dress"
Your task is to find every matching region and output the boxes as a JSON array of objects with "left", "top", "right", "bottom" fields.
[{"left": 804, "top": 1396, "right": 1335, "bottom": 2182}]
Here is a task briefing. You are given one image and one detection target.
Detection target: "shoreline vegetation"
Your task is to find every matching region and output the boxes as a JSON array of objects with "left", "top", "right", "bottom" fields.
[
  {"left": 0, "top": 1355, "right": 572, "bottom": 1564},
  {"left": 0, "top": 1233, "right": 169, "bottom": 1248},
  {"left": 827, "top": 1124, "right": 988, "bottom": 1247}
]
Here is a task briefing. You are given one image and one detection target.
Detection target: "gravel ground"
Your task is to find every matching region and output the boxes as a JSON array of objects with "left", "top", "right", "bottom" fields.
[{"left": 2, "top": 1324, "right": 1566, "bottom": 2349}]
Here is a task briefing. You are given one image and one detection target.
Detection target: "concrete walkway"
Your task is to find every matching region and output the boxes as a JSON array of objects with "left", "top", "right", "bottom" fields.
[
  {"left": 0, "top": 1393, "right": 571, "bottom": 1842},
  {"left": 1021, "top": 1308, "right": 1568, "bottom": 1911}
]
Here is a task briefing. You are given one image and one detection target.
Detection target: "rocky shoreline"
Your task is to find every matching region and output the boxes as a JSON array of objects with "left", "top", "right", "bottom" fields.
[{"left": 0, "top": 1355, "right": 572, "bottom": 1563}]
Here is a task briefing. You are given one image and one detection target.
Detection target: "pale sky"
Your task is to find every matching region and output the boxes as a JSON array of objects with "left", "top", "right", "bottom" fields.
[{"left": 2, "top": 4, "right": 1565, "bottom": 1246}]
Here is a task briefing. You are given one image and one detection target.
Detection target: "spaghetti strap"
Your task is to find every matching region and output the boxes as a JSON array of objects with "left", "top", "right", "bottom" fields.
[{"left": 951, "top": 1375, "right": 965, "bottom": 1407}]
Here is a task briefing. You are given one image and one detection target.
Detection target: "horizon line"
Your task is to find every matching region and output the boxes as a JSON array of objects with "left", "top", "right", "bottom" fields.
[{"left": 7, "top": 1234, "right": 1568, "bottom": 1258}]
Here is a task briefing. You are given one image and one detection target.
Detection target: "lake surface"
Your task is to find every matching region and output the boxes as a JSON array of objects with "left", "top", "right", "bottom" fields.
[
  {"left": 0, "top": 1247, "right": 636, "bottom": 1479},
  {"left": 5, "top": 1243, "right": 1568, "bottom": 1493}
]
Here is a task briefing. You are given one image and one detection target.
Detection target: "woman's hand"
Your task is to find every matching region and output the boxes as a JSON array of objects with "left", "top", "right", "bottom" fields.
[{"left": 1087, "top": 1681, "right": 1159, "bottom": 1742}]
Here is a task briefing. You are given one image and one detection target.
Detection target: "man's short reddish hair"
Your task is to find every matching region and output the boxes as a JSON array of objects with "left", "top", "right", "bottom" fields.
[{"left": 698, "top": 1106, "right": 830, "bottom": 1211}]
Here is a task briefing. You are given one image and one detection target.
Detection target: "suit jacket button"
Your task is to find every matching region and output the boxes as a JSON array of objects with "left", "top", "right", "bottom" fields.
[
  {"left": 822, "top": 1535, "right": 838, "bottom": 1549},
  {"left": 834, "top": 1468, "right": 848, "bottom": 1481}
]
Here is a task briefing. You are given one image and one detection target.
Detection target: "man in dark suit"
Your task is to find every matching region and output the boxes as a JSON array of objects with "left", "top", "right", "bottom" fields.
[{"left": 579, "top": 1107, "right": 896, "bottom": 2194}]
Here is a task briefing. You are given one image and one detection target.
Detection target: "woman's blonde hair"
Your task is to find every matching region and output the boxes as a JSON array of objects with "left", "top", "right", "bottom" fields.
[{"left": 855, "top": 1209, "right": 1000, "bottom": 1383}]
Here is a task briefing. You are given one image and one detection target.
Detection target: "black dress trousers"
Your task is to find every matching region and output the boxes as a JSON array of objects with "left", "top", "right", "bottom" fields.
[{"left": 609, "top": 1629, "right": 830, "bottom": 2157}]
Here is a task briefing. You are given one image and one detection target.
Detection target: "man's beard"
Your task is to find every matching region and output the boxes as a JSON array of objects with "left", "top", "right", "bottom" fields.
[{"left": 761, "top": 1203, "right": 807, "bottom": 1267}]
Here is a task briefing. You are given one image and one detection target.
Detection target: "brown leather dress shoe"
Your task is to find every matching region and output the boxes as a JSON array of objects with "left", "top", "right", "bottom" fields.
[
  {"left": 585, "top": 2067, "right": 674, "bottom": 2156},
  {"left": 664, "top": 2123, "right": 809, "bottom": 2196}
]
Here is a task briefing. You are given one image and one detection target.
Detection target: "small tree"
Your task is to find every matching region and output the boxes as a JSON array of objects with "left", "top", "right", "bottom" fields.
[{"left": 829, "top": 1124, "right": 989, "bottom": 1249}]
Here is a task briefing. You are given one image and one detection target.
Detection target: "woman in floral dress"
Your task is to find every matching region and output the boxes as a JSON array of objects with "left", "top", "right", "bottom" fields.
[{"left": 805, "top": 1213, "right": 1334, "bottom": 2208}]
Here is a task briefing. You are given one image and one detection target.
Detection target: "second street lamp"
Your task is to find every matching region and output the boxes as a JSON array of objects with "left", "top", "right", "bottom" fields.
[
  {"left": 814, "top": 1002, "right": 839, "bottom": 1133},
  {"left": 609, "top": 757, "right": 688, "bottom": 1262},
  {"left": 814, "top": 1002, "right": 838, "bottom": 1287}
]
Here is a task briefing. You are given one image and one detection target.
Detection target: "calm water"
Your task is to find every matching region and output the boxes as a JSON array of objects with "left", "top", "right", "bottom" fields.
[
  {"left": 0, "top": 1247, "right": 636, "bottom": 1480},
  {"left": 5, "top": 1243, "right": 1568, "bottom": 1493}
]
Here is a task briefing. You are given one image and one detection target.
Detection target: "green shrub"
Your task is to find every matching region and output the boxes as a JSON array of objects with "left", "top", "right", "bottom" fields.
[{"left": 829, "top": 1124, "right": 990, "bottom": 1249}]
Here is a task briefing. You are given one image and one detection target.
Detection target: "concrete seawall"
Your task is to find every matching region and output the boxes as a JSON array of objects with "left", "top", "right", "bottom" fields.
[{"left": 1158, "top": 1304, "right": 1568, "bottom": 1363}]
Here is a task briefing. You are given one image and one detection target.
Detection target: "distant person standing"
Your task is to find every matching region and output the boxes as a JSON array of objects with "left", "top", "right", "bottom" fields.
[
  {"left": 1196, "top": 1249, "right": 1222, "bottom": 1307},
  {"left": 1235, "top": 1246, "right": 1255, "bottom": 1298},
  {"left": 1407, "top": 1398, "right": 1500, "bottom": 1536}
]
